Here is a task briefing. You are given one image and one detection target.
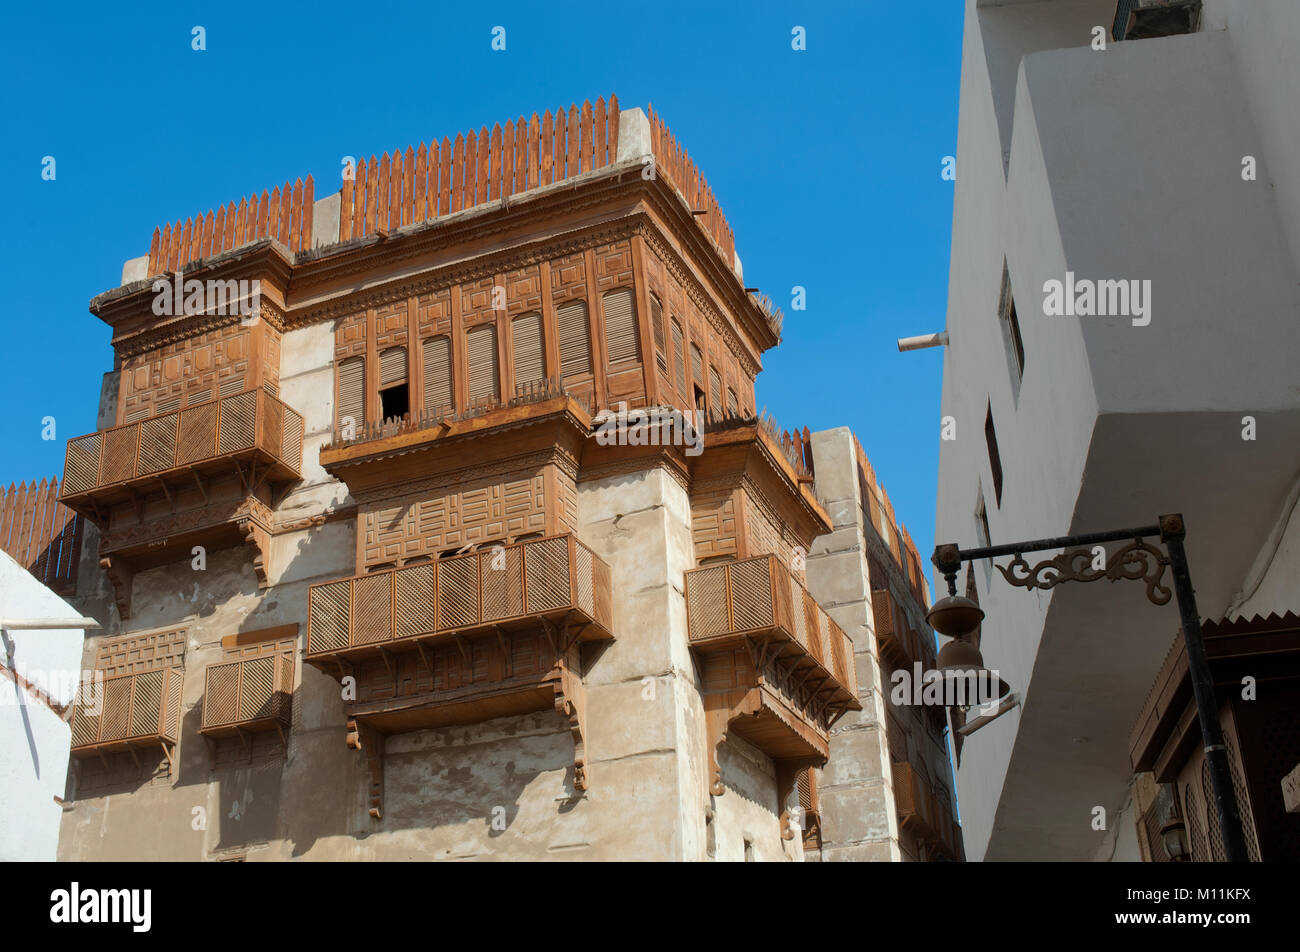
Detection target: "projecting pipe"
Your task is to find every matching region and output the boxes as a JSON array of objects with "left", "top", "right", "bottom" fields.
[
  {"left": 0, "top": 617, "right": 102, "bottom": 631},
  {"left": 896, "top": 332, "right": 949, "bottom": 352}
]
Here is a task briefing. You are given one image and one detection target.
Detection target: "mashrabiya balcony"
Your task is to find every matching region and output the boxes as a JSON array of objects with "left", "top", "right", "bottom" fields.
[
  {"left": 684, "top": 555, "right": 861, "bottom": 838},
  {"left": 200, "top": 654, "right": 294, "bottom": 744},
  {"left": 893, "top": 761, "right": 962, "bottom": 860},
  {"left": 70, "top": 667, "right": 184, "bottom": 766},
  {"left": 59, "top": 387, "right": 304, "bottom": 518},
  {"left": 304, "top": 533, "right": 613, "bottom": 818}
]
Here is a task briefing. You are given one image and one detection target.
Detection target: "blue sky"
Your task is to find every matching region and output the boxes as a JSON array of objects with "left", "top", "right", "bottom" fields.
[{"left": 0, "top": 0, "right": 962, "bottom": 577}]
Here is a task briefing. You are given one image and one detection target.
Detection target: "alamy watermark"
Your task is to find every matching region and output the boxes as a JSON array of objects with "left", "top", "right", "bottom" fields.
[
  {"left": 151, "top": 269, "right": 261, "bottom": 324},
  {"left": 593, "top": 403, "right": 705, "bottom": 456},
  {"left": 1043, "top": 272, "right": 1151, "bottom": 327}
]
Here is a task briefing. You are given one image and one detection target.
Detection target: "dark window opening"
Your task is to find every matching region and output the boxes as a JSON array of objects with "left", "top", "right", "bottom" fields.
[
  {"left": 1114, "top": 0, "right": 1201, "bottom": 42},
  {"left": 999, "top": 262, "right": 1025, "bottom": 381},
  {"left": 694, "top": 385, "right": 707, "bottom": 413},
  {"left": 985, "top": 403, "right": 1003, "bottom": 507},
  {"left": 380, "top": 384, "right": 409, "bottom": 422}
]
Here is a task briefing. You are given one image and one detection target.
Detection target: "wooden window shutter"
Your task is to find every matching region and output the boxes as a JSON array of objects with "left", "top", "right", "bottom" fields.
[
  {"left": 603, "top": 288, "right": 639, "bottom": 365},
  {"left": 557, "top": 300, "right": 591, "bottom": 377},
  {"left": 467, "top": 323, "right": 499, "bottom": 405},
  {"left": 650, "top": 294, "right": 668, "bottom": 376},
  {"left": 727, "top": 387, "right": 738, "bottom": 415},
  {"left": 671, "top": 320, "right": 686, "bottom": 394},
  {"left": 691, "top": 344, "right": 703, "bottom": 386},
  {"left": 422, "top": 336, "right": 452, "bottom": 413},
  {"left": 338, "top": 355, "right": 365, "bottom": 427},
  {"left": 511, "top": 312, "right": 545, "bottom": 391},
  {"left": 709, "top": 366, "right": 722, "bottom": 412},
  {"left": 379, "top": 346, "right": 407, "bottom": 387}
]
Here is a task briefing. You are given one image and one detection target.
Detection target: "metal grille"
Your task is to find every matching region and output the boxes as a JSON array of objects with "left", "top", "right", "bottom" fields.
[
  {"left": 395, "top": 564, "right": 437, "bottom": 639},
  {"left": 523, "top": 536, "right": 571, "bottom": 613},
  {"left": 481, "top": 545, "right": 523, "bottom": 621},
  {"left": 730, "top": 558, "right": 774, "bottom": 632},
  {"left": 686, "top": 565, "right": 729, "bottom": 639},
  {"left": 177, "top": 401, "right": 219, "bottom": 464},
  {"left": 100, "top": 426, "right": 138, "bottom": 484},
  {"left": 240, "top": 656, "right": 276, "bottom": 720},
  {"left": 129, "top": 669, "right": 164, "bottom": 738},
  {"left": 218, "top": 390, "right": 257, "bottom": 453},
  {"left": 437, "top": 555, "right": 481, "bottom": 629},
  {"left": 138, "top": 416, "right": 177, "bottom": 474},
  {"left": 204, "top": 662, "right": 240, "bottom": 727},
  {"left": 308, "top": 580, "right": 351, "bottom": 652},
  {"left": 352, "top": 573, "right": 393, "bottom": 644},
  {"left": 64, "top": 434, "right": 102, "bottom": 494}
]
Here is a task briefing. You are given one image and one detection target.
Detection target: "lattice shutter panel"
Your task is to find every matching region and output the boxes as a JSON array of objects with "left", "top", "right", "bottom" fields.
[
  {"left": 523, "top": 537, "right": 571, "bottom": 613},
  {"left": 205, "top": 662, "right": 239, "bottom": 727},
  {"left": 708, "top": 368, "right": 722, "bottom": 415},
  {"left": 99, "top": 676, "right": 132, "bottom": 741},
  {"left": 218, "top": 390, "right": 257, "bottom": 453},
  {"left": 71, "top": 703, "right": 100, "bottom": 747},
  {"left": 574, "top": 544, "right": 595, "bottom": 617},
  {"left": 511, "top": 312, "right": 545, "bottom": 391},
  {"left": 604, "top": 288, "right": 639, "bottom": 364},
  {"left": 727, "top": 388, "right": 738, "bottom": 416},
  {"left": 788, "top": 577, "right": 809, "bottom": 651},
  {"left": 481, "top": 546, "right": 524, "bottom": 621},
  {"left": 178, "top": 402, "right": 218, "bottom": 464},
  {"left": 220, "top": 377, "right": 244, "bottom": 397},
  {"left": 100, "top": 426, "right": 138, "bottom": 484},
  {"left": 691, "top": 345, "right": 703, "bottom": 386},
  {"left": 338, "top": 356, "right": 365, "bottom": 430},
  {"left": 64, "top": 434, "right": 102, "bottom": 494},
  {"left": 557, "top": 300, "right": 591, "bottom": 377},
  {"left": 280, "top": 408, "right": 303, "bottom": 467},
  {"left": 730, "top": 559, "right": 774, "bottom": 632},
  {"left": 437, "top": 555, "right": 481, "bottom": 629},
  {"left": 240, "top": 656, "right": 276, "bottom": 721},
  {"left": 164, "top": 669, "right": 182, "bottom": 740},
  {"left": 467, "top": 323, "right": 499, "bottom": 405},
  {"left": 308, "top": 580, "right": 351, "bottom": 652},
  {"left": 671, "top": 322, "right": 686, "bottom": 396},
  {"left": 423, "top": 337, "right": 453, "bottom": 414},
  {"left": 262, "top": 396, "right": 284, "bottom": 459},
  {"left": 686, "top": 566, "right": 729, "bottom": 639},
  {"left": 353, "top": 574, "right": 393, "bottom": 645},
  {"left": 128, "top": 669, "right": 163, "bottom": 737},
  {"left": 395, "top": 564, "right": 437, "bottom": 639},
  {"left": 1184, "top": 784, "right": 1207, "bottom": 861},
  {"left": 379, "top": 346, "right": 407, "bottom": 387},
  {"left": 138, "top": 416, "right": 177, "bottom": 474},
  {"left": 650, "top": 295, "right": 668, "bottom": 375}
]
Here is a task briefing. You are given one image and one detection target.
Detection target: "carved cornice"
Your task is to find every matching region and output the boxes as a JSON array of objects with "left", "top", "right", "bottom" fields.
[
  {"left": 348, "top": 447, "right": 575, "bottom": 507},
  {"left": 290, "top": 217, "right": 642, "bottom": 328},
  {"left": 100, "top": 495, "right": 273, "bottom": 553}
]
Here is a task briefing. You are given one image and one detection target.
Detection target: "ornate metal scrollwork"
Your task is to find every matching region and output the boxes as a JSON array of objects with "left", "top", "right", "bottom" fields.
[{"left": 994, "top": 540, "right": 1172, "bottom": 606}]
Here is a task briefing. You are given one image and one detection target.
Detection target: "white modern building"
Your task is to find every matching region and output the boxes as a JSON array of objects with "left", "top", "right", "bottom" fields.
[
  {"left": 0, "top": 550, "right": 93, "bottom": 861},
  {"left": 936, "top": 0, "right": 1300, "bottom": 860}
]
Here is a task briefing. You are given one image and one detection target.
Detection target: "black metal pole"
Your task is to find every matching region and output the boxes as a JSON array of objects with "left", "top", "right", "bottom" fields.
[
  {"left": 1158, "top": 514, "right": 1249, "bottom": 862},
  {"left": 932, "top": 513, "right": 1250, "bottom": 862}
]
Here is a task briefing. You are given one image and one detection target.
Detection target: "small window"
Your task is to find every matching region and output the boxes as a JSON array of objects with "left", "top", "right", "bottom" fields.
[
  {"left": 379, "top": 384, "right": 408, "bottom": 421},
  {"left": 338, "top": 355, "right": 365, "bottom": 429},
  {"left": 467, "top": 323, "right": 499, "bottom": 406},
  {"left": 650, "top": 294, "right": 668, "bottom": 377},
  {"left": 557, "top": 300, "right": 592, "bottom": 377},
  {"left": 985, "top": 402, "right": 1003, "bottom": 507},
  {"left": 511, "top": 312, "right": 545, "bottom": 392},
  {"left": 998, "top": 262, "right": 1025, "bottom": 383},
  {"left": 975, "top": 488, "right": 992, "bottom": 580},
  {"left": 604, "top": 288, "right": 640, "bottom": 365}
]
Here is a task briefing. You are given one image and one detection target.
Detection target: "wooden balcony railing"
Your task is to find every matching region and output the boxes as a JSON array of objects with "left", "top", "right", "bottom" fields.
[
  {"left": 70, "top": 667, "right": 183, "bottom": 760},
  {"left": 306, "top": 534, "right": 613, "bottom": 661},
  {"left": 60, "top": 387, "right": 304, "bottom": 511},
  {"left": 684, "top": 555, "right": 859, "bottom": 709},
  {"left": 200, "top": 654, "right": 293, "bottom": 738},
  {"left": 893, "top": 761, "right": 961, "bottom": 859}
]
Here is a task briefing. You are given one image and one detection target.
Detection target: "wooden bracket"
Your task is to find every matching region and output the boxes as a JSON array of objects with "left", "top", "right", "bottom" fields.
[
  {"left": 414, "top": 639, "right": 434, "bottom": 677},
  {"left": 376, "top": 645, "right": 395, "bottom": 680},
  {"left": 346, "top": 717, "right": 385, "bottom": 819},
  {"left": 238, "top": 519, "right": 271, "bottom": 588},
  {"left": 704, "top": 703, "right": 732, "bottom": 798},
  {"left": 452, "top": 633, "right": 471, "bottom": 665},
  {"left": 189, "top": 467, "right": 209, "bottom": 503},
  {"left": 544, "top": 650, "right": 589, "bottom": 793}
]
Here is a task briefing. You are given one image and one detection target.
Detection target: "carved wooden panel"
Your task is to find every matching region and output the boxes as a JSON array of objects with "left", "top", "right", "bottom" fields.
[
  {"left": 504, "top": 264, "right": 542, "bottom": 316},
  {"left": 93, "top": 627, "right": 187, "bottom": 677},
  {"left": 374, "top": 300, "right": 409, "bottom": 350},
  {"left": 592, "top": 239, "right": 633, "bottom": 291},
  {"left": 550, "top": 252, "right": 587, "bottom": 302},
  {"left": 120, "top": 325, "right": 250, "bottom": 424},
  {"left": 335, "top": 313, "right": 367, "bottom": 362},
  {"left": 692, "top": 486, "right": 738, "bottom": 562},
  {"left": 360, "top": 471, "right": 548, "bottom": 569},
  {"left": 416, "top": 287, "right": 453, "bottom": 337},
  {"left": 461, "top": 276, "right": 498, "bottom": 327}
]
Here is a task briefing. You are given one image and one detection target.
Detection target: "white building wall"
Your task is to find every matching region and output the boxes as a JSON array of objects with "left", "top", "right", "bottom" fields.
[{"left": 0, "top": 550, "right": 87, "bottom": 861}]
